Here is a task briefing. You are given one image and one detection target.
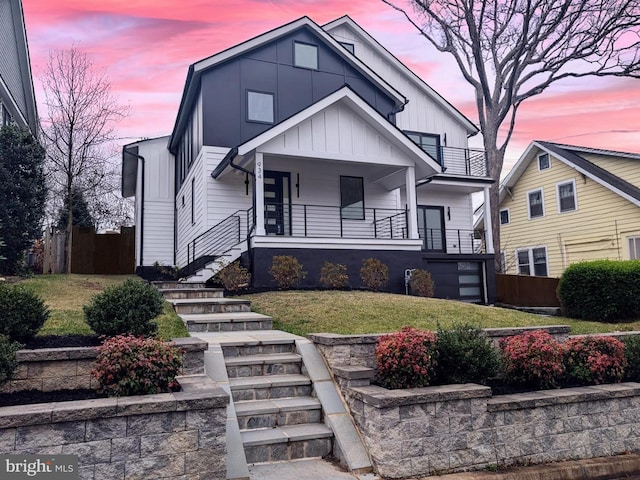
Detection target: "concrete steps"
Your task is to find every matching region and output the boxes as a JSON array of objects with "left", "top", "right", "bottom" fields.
[
  {"left": 170, "top": 297, "right": 252, "bottom": 315},
  {"left": 161, "top": 287, "right": 225, "bottom": 299},
  {"left": 182, "top": 312, "right": 273, "bottom": 333}
]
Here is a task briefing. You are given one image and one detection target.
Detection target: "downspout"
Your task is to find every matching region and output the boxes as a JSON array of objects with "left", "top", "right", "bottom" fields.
[
  {"left": 387, "top": 98, "right": 409, "bottom": 122},
  {"left": 124, "top": 147, "right": 145, "bottom": 268}
]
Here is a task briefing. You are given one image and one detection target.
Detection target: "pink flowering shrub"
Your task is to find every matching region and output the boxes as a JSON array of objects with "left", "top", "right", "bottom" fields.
[
  {"left": 499, "top": 330, "right": 564, "bottom": 389},
  {"left": 562, "top": 336, "right": 626, "bottom": 385},
  {"left": 92, "top": 335, "right": 183, "bottom": 397},
  {"left": 375, "top": 327, "right": 438, "bottom": 389}
]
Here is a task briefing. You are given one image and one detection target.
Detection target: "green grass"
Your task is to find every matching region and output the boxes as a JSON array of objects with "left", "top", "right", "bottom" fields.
[
  {"left": 241, "top": 290, "right": 640, "bottom": 337},
  {"left": 16, "top": 274, "right": 188, "bottom": 340}
]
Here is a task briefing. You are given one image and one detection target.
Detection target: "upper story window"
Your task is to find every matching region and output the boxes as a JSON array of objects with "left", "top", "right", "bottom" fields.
[
  {"left": 340, "top": 176, "right": 364, "bottom": 220},
  {"left": 629, "top": 236, "right": 640, "bottom": 260},
  {"left": 339, "top": 42, "right": 355, "bottom": 54},
  {"left": 557, "top": 179, "right": 577, "bottom": 213},
  {"left": 294, "top": 42, "right": 318, "bottom": 70},
  {"left": 527, "top": 188, "right": 544, "bottom": 219},
  {"left": 499, "top": 209, "right": 510, "bottom": 225},
  {"left": 247, "top": 90, "right": 274, "bottom": 123},
  {"left": 538, "top": 153, "right": 550, "bottom": 170},
  {"left": 405, "top": 131, "right": 441, "bottom": 164}
]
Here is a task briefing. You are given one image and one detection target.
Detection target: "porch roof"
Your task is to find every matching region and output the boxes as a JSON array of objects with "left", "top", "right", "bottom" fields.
[{"left": 211, "top": 86, "right": 442, "bottom": 190}]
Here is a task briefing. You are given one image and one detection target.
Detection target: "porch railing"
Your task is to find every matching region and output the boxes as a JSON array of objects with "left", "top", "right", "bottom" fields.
[
  {"left": 421, "top": 228, "right": 487, "bottom": 254},
  {"left": 439, "top": 146, "right": 488, "bottom": 177},
  {"left": 266, "top": 203, "right": 408, "bottom": 239}
]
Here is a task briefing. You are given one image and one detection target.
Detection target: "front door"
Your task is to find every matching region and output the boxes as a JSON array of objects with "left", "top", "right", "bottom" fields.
[
  {"left": 417, "top": 205, "right": 445, "bottom": 252},
  {"left": 264, "top": 170, "right": 291, "bottom": 235}
]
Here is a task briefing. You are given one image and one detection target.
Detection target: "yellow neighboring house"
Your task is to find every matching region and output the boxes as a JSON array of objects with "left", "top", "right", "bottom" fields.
[{"left": 497, "top": 141, "right": 640, "bottom": 278}]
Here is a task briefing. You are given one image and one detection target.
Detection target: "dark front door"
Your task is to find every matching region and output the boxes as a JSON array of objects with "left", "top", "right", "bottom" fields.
[
  {"left": 417, "top": 205, "right": 445, "bottom": 252},
  {"left": 264, "top": 170, "right": 291, "bottom": 235}
]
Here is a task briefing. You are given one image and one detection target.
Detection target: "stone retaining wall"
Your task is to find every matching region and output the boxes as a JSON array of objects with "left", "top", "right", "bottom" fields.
[
  {"left": 0, "top": 337, "right": 207, "bottom": 394},
  {"left": 0, "top": 374, "right": 228, "bottom": 480}
]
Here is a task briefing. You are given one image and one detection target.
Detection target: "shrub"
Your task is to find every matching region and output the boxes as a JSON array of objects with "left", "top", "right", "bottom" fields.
[
  {"left": 435, "top": 323, "right": 500, "bottom": 385},
  {"left": 376, "top": 326, "right": 438, "bottom": 389},
  {"left": 623, "top": 335, "right": 640, "bottom": 381},
  {"left": 0, "top": 334, "right": 22, "bottom": 384},
  {"left": 360, "top": 258, "right": 388, "bottom": 291},
  {"left": 558, "top": 260, "right": 640, "bottom": 322},
  {"left": 409, "top": 269, "right": 435, "bottom": 297},
  {"left": 563, "top": 336, "right": 626, "bottom": 385},
  {"left": 216, "top": 260, "right": 251, "bottom": 291},
  {"left": 320, "top": 262, "right": 349, "bottom": 289},
  {"left": 269, "top": 255, "right": 306, "bottom": 289},
  {"left": 0, "top": 283, "right": 49, "bottom": 343},
  {"left": 499, "top": 330, "right": 564, "bottom": 389},
  {"left": 83, "top": 278, "right": 162, "bottom": 337},
  {"left": 92, "top": 335, "right": 183, "bottom": 396}
]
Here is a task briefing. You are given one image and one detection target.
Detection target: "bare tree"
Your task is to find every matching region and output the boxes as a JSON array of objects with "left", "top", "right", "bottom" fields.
[
  {"left": 41, "top": 48, "right": 129, "bottom": 272},
  {"left": 383, "top": 0, "right": 640, "bottom": 268}
]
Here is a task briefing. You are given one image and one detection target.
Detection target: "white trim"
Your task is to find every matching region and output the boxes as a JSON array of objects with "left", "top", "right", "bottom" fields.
[
  {"left": 526, "top": 187, "right": 545, "bottom": 220},
  {"left": 499, "top": 208, "right": 510, "bottom": 225},
  {"left": 483, "top": 186, "right": 494, "bottom": 254},
  {"left": 628, "top": 236, "right": 640, "bottom": 260},
  {"left": 252, "top": 236, "right": 423, "bottom": 251},
  {"left": 537, "top": 153, "right": 551, "bottom": 171},
  {"left": 515, "top": 245, "right": 548, "bottom": 277},
  {"left": 255, "top": 152, "right": 266, "bottom": 235},
  {"left": 555, "top": 178, "right": 578, "bottom": 214}
]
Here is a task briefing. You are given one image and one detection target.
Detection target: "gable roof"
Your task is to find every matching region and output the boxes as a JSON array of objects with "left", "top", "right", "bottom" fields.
[
  {"left": 212, "top": 85, "right": 442, "bottom": 189},
  {"left": 0, "top": 0, "right": 38, "bottom": 134},
  {"left": 322, "top": 15, "right": 479, "bottom": 137},
  {"left": 169, "top": 16, "right": 407, "bottom": 152},
  {"left": 500, "top": 141, "right": 640, "bottom": 208}
]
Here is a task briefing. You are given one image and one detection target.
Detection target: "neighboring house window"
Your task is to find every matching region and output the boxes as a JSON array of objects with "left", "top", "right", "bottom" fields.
[
  {"left": 294, "top": 42, "right": 318, "bottom": 69},
  {"left": 527, "top": 188, "right": 544, "bottom": 219},
  {"left": 191, "top": 178, "right": 195, "bottom": 225},
  {"left": 340, "top": 176, "right": 364, "bottom": 220},
  {"left": 339, "top": 42, "right": 355, "bottom": 54},
  {"left": 629, "top": 236, "right": 640, "bottom": 260},
  {"left": 247, "top": 91, "right": 274, "bottom": 123},
  {"left": 538, "top": 153, "right": 550, "bottom": 170},
  {"left": 557, "top": 180, "right": 577, "bottom": 213},
  {"left": 499, "top": 209, "right": 510, "bottom": 225},
  {"left": 405, "top": 131, "right": 441, "bottom": 164},
  {"left": 516, "top": 247, "right": 548, "bottom": 276}
]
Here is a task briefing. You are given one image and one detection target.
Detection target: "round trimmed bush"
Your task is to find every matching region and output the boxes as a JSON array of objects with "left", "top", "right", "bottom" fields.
[
  {"left": 623, "top": 335, "right": 640, "bottom": 382},
  {"left": 0, "top": 334, "right": 22, "bottom": 383},
  {"left": 0, "top": 283, "right": 49, "bottom": 343},
  {"left": 409, "top": 269, "right": 435, "bottom": 297},
  {"left": 83, "top": 279, "right": 163, "bottom": 337},
  {"left": 360, "top": 258, "right": 388, "bottom": 291},
  {"left": 563, "top": 336, "right": 626, "bottom": 385}
]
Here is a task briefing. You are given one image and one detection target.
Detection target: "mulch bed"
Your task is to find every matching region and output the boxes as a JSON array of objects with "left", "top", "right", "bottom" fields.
[
  {"left": 0, "top": 389, "right": 106, "bottom": 407},
  {"left": 23, "top": 334, "right": 102, "bottom": 349}
]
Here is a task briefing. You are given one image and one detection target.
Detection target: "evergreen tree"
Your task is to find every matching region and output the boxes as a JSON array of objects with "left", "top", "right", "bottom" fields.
[
  {"left": 0, "top": 125, "right": 47, "bottom": 274},
  {"left": 56, "top": 188, "right": 95, "bottom": 230}
]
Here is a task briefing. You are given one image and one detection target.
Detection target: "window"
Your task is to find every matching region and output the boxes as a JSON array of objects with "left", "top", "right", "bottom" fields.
[
  {"left": 499, "top": 209, "right": 510, "bottom": 225},
  {"left": 538, "top": 153, "right": 550, "bottom": 170},
  {"left": 191, "top": 178, "right": 195, "bottom": 225},
  {"left": 527, "top": 188, "right": 544, "bottom": 219},
  {"left": 516, "top": 247, "right": 548, "bottom": 276},
  {"left": 405, "top": 131, "right": 441, "bottom": 164},
  {"left": 417, "top": 205, "right": 445, "bottom": 252},
  {"left": 294, "top": 42, "right": 318, "bottom": 69},
  {"left": 339, "top": 42, "right": 355, "bottom": 54},
  {"left": 557, "top": 180, "right": 577, "bottom": 213},
  {"left": 629, "top": 237, "right": 640, "bottom": 260},
  {"left": 340, "top": 176, "right": 364, "bottom": 220},
  {"left": 247, "top": 91, "right": 274, "bottom": 123}
]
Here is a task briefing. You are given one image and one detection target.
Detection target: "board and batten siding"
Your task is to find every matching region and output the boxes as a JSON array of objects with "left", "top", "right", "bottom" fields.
[
  {"left": 175, "top": 150, "right": 207, "bottom": 267},
  {"left": 326, "top": 24, "right": 470, "bottom": 150},
  {"left": 500, "top": 153, "right": 640, "bottom": 277}
]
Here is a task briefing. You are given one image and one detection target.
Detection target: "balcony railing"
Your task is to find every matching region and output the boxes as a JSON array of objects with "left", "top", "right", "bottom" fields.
[
  {"left": 438, "top": 146, "right": 487, "bottom": 177},
  {"left": 421, "top": 228, "right": 488, "bottom": 254}
]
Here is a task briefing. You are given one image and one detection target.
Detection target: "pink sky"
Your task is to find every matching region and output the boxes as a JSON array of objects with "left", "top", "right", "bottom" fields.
[{"left": 22, "top": 0, "right": 640, "bottom": 171}]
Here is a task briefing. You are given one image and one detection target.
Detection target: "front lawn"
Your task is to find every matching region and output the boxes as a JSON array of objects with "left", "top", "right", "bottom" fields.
[{"left": 242, "top": 290, "right": 640, "bottom": 337}]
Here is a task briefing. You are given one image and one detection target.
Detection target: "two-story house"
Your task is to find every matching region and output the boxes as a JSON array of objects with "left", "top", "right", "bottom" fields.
[
  {"left": 122, "top": 15, "right": 496, "bottom": 302},
  {"left": 497, "top": 141, "right": 640, "bottom": 277},
  {"left": 0, "top": 0, "right": 38, "bottom": 134}
]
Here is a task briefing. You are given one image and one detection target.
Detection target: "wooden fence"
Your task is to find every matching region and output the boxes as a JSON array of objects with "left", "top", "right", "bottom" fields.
[
  {"left": 496, "top": 273, "right": 561, "bottom": 307},
  {"left": 43, "top": 226, "right": 135, "bottom": 275}
]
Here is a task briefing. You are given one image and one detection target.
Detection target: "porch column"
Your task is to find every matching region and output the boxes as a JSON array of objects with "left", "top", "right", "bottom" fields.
[
  {"left": 255, "top": 152, "right": 266, "bottom": 236},
  {"left": 483, "top": 186, "right": 495, "bottom": 254},
  {"left": 405, "top": 166, "right": 419, "bottom": 239}
]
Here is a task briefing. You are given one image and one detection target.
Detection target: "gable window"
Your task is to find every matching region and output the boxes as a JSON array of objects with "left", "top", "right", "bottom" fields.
[
  {"left": 294, "top": 42, "right": 318, "bottom": 69},
  {"left": 527, "top": 188, "right": 544, "bottom": 219},
  {"left": 499, "top": 209, "right": 510, "bottom": 225},
  {"left": 247, "top": 90, "right": 274, "bottom": 123},
  {"left": 516, "top": 246, "right": 548, "bottom": 276},
  {"left": 339, "top": 42, "right": 355, "bottom": 54},
  {"left": 405, "top": 131, "right": 441, "bottom": 164},
  {"left": 538, "top": 153, "right": 550, "bottom": 170},
  {"left": 340, "top": 176, "right": 364, "bottom": 220},
  {"left": 629, "top": 236, "right": 640, "bottom": 260},
  {"left": 557, "top": 180, "right": 577, "bottom": 213}
]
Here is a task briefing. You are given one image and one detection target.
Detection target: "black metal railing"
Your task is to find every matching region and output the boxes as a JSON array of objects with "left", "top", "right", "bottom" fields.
[
  {"left": 438, "top": 146, "right": 488, "bottom": 177},
  {"left": 421, "top": 228, "right": 487, "bottom": 254}
]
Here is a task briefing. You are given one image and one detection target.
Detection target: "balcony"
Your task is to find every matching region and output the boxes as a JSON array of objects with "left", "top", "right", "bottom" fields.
[{"left": 438, "top": 146, "right": 487, "bottom": 177}]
